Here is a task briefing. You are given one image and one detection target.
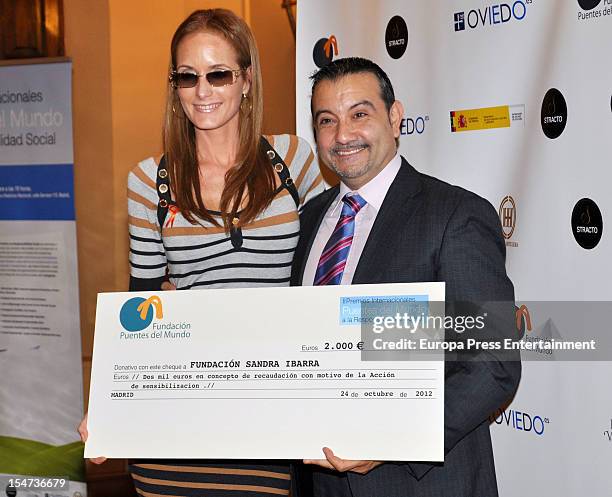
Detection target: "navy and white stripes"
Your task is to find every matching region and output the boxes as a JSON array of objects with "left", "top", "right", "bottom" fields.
[{"left": 127, "top": 134, "right": 324, "bottom": 290}]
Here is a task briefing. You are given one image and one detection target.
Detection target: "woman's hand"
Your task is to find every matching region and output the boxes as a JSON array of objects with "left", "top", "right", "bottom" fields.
[
  {"left": 78, "top": 413, "right": 107, "bottom": 464},
  {"left": 79, "top": 281, "right": 175, "bottom": 463}
]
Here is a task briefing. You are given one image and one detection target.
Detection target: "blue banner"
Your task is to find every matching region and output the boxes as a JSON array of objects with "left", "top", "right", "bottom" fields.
[{"left": 0, "top": 164, "right": 75, "bottom": 220}]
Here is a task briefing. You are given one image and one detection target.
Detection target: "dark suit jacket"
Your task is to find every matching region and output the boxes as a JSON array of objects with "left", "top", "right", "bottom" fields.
[{"left": 290, "top": 158, "right": 521, "bottom": 497}]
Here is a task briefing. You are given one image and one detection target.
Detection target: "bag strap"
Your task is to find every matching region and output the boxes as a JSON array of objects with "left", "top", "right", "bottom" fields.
[
  {"left": 260, "top": 136, "right": 300, "bottom": 208},
  {"left": 155, "top": 138, "right": 300, "bottom": 228},
  {"left": 156, "top": 155, "right": 172, "bottom": 229}
]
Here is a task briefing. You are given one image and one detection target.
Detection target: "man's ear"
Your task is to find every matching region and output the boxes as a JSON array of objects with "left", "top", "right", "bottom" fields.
[
  {"left": 310, "top": 101, "right": 318, "bottom": 143},
  {"left": 389, "top": 100, "right": 404, "bottom": 139}
]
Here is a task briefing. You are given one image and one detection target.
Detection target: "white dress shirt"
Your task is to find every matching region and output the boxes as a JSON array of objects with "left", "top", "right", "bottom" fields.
[{"left": 302, "top": 154, "right": 402, "bottom": 285}]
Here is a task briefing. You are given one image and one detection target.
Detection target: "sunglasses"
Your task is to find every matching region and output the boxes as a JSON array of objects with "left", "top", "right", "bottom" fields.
[{"left": 169, "top": 69, "right": 244, "bottom": 88}]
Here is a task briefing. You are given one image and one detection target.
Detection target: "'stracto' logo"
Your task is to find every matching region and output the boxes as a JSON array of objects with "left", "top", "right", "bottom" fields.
[
  {"left": 385, "top": 15, "right": 409, "bottom": 59},
  {"left": 571, "top": 198, "right": 603, "bottom": 250},
  {"left": 578, "top": 0, "right": 602, "bottom": 10},
  {"left": 541, "top": 88, "right": 567, "bottom": 139},
  {"left": 454, "top": 1, "right": 529, "bottom": 32},
  {"left": 313, "top": 35, "right": 339, "bottom": 68},
  {"left": 515, "top": 304, "right": 532, "bottom": 336},
  {"left": 499, "top": 195, "right": 516, "bottom": 240},
  {"left": 119, "top": 296, "right": 163, "bottom": 332}
]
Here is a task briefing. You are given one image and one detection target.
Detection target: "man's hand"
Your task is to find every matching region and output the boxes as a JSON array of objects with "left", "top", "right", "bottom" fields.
[
  {"left": 161, "top": 281, "right": 176, "bottom": 291},
  {"left": 304, "top": 447, "right": 382, "bottom": 474},
  {"left": 77, "top": 413, "right": 107, "bottom": 464}
]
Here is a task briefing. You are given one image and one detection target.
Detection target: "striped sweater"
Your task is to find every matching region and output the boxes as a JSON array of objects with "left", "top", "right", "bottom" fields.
[
  {"left": 128, "top": 134, "right": 324, "bottom": 290},
  {"left": 126, "top": 134, "right": 324, "bottom": 497},
  {"left": 129, "top": 461, "right": 294, "bottom": 497}
]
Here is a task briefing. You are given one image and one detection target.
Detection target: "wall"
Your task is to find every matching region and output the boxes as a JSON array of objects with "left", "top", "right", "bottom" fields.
[
  {"left": 107, "top": 0, "right": 190, "bottom": 293},
  {"left": 63, "top": 0, "right": 126, "bottom": 490},
  {"left": 63, "top": 0, "right": 114, "bottom": 411},
  {"left": 250, "top": 0, "right": 296, "bottom": 135}
]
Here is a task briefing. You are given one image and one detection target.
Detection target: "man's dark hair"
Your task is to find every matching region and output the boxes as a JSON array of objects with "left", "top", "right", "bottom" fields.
[{"left": 310, "top": 57, "right": 396, "bottom": 113}]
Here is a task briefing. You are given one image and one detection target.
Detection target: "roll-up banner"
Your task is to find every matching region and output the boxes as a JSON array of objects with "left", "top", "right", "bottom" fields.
[
  {"left": 297, "top": 1, "right": 612, "bottom": 495},
  {"left": 0, "top": 60, "right": 86, "bottom": 497}
]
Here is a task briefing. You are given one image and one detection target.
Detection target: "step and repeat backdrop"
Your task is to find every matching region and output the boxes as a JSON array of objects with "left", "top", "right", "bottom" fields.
[{"left": 297, "top": 1, "right": 611, "bottom": 495}]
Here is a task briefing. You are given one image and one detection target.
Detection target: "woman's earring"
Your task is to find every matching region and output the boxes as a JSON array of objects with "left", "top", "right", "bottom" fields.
[{"left": 240, "top": 92, "right": 251, "bottom": 114}]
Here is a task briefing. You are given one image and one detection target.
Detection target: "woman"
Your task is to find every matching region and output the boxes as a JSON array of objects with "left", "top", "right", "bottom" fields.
[{"left": 79, "top": 8, "right": 324, "bottom": 496}]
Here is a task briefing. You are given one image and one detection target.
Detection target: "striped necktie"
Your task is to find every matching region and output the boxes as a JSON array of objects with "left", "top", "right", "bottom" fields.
[{"left": 314, "top": 193, "right": 367, "bottom": 286}]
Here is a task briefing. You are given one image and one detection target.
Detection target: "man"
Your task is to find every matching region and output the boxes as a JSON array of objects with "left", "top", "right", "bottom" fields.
[{"left": 290, "top": 57, "right": 521, "bottom": 497}]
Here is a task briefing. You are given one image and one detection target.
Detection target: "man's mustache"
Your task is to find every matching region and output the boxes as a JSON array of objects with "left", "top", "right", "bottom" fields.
[{"left": 330, "top": 141, "right": 370, "bottom": 154}]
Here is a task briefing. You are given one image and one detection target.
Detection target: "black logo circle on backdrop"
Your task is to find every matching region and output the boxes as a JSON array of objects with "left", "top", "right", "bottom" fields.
[
  {"left": 577, "top": 0, "right": 602, "bottom": 10},
  {"left": 571, "top": 198, "right": 603, "bottom": 249},
  {"left": 385, "top": 15, "right": 409, "bottom": 59},
  {"left": 6, "top": 485, "right": 16, "bottom": 497},
  {"left": 313, "top": 37, "right": 335, "bottom": 68},
  {"left": 541, "top": 88, "right": 567, "bottom": 139}
]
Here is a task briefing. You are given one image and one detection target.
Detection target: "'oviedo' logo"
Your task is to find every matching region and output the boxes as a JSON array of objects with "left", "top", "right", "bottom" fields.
[
  {"left": 454, "top": 1, "right": 529, "bottom": 32},
  {"left": 120, "top": 296, "right": 163, "bottom": 332},
  {"left": 491, "top": 407, "right": 549, "bottom": 436}
]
